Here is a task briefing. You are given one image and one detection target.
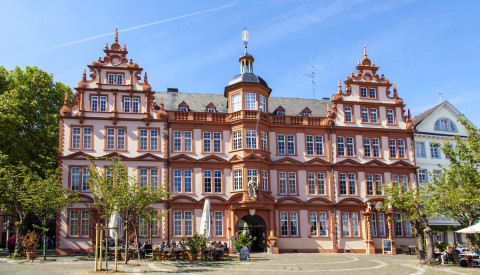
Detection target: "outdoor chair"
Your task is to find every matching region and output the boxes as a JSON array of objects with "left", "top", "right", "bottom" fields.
[
  {"left": 214, "top": 248, "right": 224, "bottom": 260},
  {"left": 162, "top": 248, "right": 173, "bottom": 261},
  {"left": 452, "top": 252, "right": 461, "bottom": 265}
]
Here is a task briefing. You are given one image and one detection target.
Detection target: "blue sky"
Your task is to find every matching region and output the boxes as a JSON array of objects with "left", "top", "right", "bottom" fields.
[{"left": 1, "top": 0, "right": 479, "bottom": 125}]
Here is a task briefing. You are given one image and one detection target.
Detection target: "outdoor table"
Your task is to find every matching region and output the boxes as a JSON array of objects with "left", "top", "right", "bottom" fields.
[{"left": 459, "top": 253, "right": 480, "bottom": 267}]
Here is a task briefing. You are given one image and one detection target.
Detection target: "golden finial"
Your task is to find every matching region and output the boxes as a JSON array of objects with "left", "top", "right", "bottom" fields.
[
  {"left": 372, "top": 60, "right": 375, "bottom": 66},
  {"left": 64, "top": 91, "right": 69, "bottom": 102},
  {"left": 105, "top": 42, "right": 108, "bottom": 50},
  {"left": 115, "top": 28, "right": 118, "bottom": 43},
  {"left": 144, "top": 72, "right": 148, "bottom": 83},
  {"left": 123, "top": 44, "right": 126, "bottom": 51},
  {"left": 358, "top": 59, "right": 360, "bottom": 65},
  {"left": 338, "top": 78, "right": 342, "bottom": 93},
  {"left": 82, "top": 69, "right": 86, "bottom": 81},
  {"left": 364, "top": 45, "right": 367, "bottom": 59},
  {"left": 407, "top": 108, "right": 411, "bottom": 121}
]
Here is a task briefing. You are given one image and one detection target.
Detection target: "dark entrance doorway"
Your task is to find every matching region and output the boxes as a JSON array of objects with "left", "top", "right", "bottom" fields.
[{"left": 238, "top": 215, "right": 266, "bottom": 252}]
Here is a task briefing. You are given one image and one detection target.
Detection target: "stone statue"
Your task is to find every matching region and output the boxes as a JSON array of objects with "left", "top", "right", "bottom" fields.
[{"left": 247, "top": 179, "right": 258, "bottom": 199}]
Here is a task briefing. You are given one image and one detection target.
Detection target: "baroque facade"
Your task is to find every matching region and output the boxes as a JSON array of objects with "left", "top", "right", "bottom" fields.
[{"left": 57, "top": 31, "right": 417, "bottom": 254}]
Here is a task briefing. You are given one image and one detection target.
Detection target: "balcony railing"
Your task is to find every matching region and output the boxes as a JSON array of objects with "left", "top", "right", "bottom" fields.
[{"left": 167, "top": 110, "right": 326, "bottom": 125}]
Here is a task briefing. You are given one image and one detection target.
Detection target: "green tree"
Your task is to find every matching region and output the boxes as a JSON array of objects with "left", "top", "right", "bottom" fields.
[
  {"left": 0, "top": 66, "right": 71, "bottom": 177},
  {"left": 429, "top": 117, "right": 480, "bottom": 247},
  {"left": 87, "top": 157, "right": 168, "bottom": 263},
  {"left": 31, "top": 172, "right": 78, "bottom": 261},
  {"left": 383, "top": 183, "right": 436, "bottom": 264}
]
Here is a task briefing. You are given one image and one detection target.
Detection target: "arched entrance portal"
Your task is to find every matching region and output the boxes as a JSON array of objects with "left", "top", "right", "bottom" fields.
[{"left": 238, "top": 215, "right": 266, "bottom": 252}]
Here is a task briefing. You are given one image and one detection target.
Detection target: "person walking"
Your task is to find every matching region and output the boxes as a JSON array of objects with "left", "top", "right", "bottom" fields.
[{"left": 7, "top": 234, "right": 16, "bottom": 256}]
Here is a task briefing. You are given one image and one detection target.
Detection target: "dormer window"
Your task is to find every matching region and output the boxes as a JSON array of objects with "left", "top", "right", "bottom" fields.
[
  {"left": 434, "top": 118, "right": 457, "bottom": 132},
  {"left": 300, "top": 107, "right": 312, "bottom": 117},
  {"left": 206, "top": 103, "right": 216, "bottom": 113},
  {"left": 207, "top": 108, "right": 215, "bottom": 113},
  {"left": 179, "top": 101, "right": 189, "bottom": 112},
  {"left": 275, "top": 106, "right": 285, "bottom": 116},
  {"left": 107, "top": 73, "right": 124, "bottom": 85},
  {"left": 277, "top": 111, "right": 285, "bottom": 116},
  {"left": 303, "top": 113, "right": 310, "bottom": 117}
]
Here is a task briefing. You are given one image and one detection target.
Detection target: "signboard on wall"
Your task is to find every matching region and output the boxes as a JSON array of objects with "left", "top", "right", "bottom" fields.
[{"left": 382, "top": 239, "right": 392, "bottom": 254}]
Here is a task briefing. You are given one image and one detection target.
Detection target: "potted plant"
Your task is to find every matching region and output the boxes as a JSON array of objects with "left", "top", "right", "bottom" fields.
[
  {"left": 184, "top": 233, "right": 208, "bottom": 262},
  {"left": 20, "top": 231, "right": 39, "bottom": 260},
  {"left": 233, "top": 231, "right": 255, "bottom": 260}
]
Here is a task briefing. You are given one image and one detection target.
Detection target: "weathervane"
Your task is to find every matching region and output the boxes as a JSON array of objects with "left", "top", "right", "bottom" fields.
[
  {"left": 242, "top": 28, "right": 249, "bottom": 53},
  {"left": 305, "top": 57, "right": 319, "bottom": 99}
]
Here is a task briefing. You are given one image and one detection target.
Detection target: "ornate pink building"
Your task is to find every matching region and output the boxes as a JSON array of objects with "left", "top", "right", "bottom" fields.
[{"left": 57, "top": 31, "right": 416, "bottom": 254}]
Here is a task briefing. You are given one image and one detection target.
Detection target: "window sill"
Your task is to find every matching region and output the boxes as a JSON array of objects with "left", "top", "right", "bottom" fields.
[{"left": 308, "top": 236, "right": 330, "bottom": 239}]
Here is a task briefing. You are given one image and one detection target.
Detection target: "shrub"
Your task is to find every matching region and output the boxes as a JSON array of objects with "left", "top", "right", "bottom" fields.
[
  {"left": 233, "top": 231, "right": 255, "bottom": 253},
  {"left": 20, "top": 231, "right": 39, "bottom": 252}
]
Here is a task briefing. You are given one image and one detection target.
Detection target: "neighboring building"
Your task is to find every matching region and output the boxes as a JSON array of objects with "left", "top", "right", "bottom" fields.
[
  {"left": 56, "top": 31, "right": 417, "bottom": 254},
  {"left": 412, "top": 101, "right": 474, "bottom": 245}
]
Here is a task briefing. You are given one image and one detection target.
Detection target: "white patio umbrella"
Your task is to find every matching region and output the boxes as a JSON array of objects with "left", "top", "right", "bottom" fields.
[
  {"left": 109, "top": 211, "right": 125, "bottom": 239},
  {"left": 456, "top": 221, "right": 480, "bottom": 234},
  {"left": 199, "top": 198, "right": 212, "bottom": 239}
]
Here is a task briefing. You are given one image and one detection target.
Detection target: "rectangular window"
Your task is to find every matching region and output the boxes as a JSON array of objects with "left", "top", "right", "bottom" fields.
[
  {"left": 83, "top": 127, "right": 92, "bottom": 149},
  {"left": 348, "top": 173, "right": 356, "bottom": 195},
  {"left": 173, "top": 170, "right": 182, "bottom": 193},
  {"left": 352, "top": 213, "right": 359, "bottom": 237},
  {"left": 150, "top": 130, "right": 158, "bottom": 151},
  {"left": 346, "top": 137, "right": 355, "bottom": 156},
  {"left": 203, "top": 132, "right": 211, "bottom": 152},
  {"left": 233, "top": 131, "right": 242, "bottom": 150},
  {"left": 401, "top": 175, "right": 409, "bottom": 192},
  {"left": 280, "top": 212, "right": 288, "bottom": 236},
  {"left": 108, "top": 74, "right": 115, "bottom": 84},
  {"left": 430, "top": 143, "right": 441, "bottom": 159},
  {"left": 151, "top": 217, "right": 159, "bottom": 236},
  {"left": 71, "top": 167, "right": 80, "bottom": 191},
  {"left": 184, "top": 212, "right": 193, "bottom": 236},
  {"left": 308, "top": 173, "right": 326, "bottom": 195},
  {"left": 123, "top": 97, "right": 130, "bottom": 113},
  {"left": 395, "top": 213, "right": 403, "bottom": 237},
  {"left": 173, "top": 131, "right": 182, "bottom": 151},
  {"left": 203, "top": 170, "right": 212, "bottom": 193},
  {"left": 233, "top": 170, "right": 243, "bottom": 190},
  {"left": 116, "top": 74, "right": 123, "bottom": 85},
  {"left": 308, "top": 173, "right": 316, "bottom": 195},
  {"left": 287, "top": 135, "right": 295, "bottom": 155},
  {"left": 139, "top": 216, "right": 148, "bottom": 236},
  {"left": 366, "top": 174, "right": 374, "bottom": 196},
  {"left": 369, "top": 88, "right": 376, "bottom": 98},
  {"left": 259, "top": 95, "right": 266, "bottom": 112},
  {"left": 105, "top": 128, "right": 125, "bottom": 150},
  {"left": 362, "top": 107, "right": 369, "bottom": 123},
  {"left": 310, "top": 213, "right": 318, "bottom": 237},
  {"left": 373, "top": 138, "right": 380, "bottom": 157},
  {"left": 91, "top": 96, "right": 98, "bottom": 111},
  {"left": 318, "top": 173, "right": 325, "bottom": 195},
  {"left": 290, "top": 212, "right": 298, "bottom": 236},
  {"left": 364, "top": 138, "right": 371, "bottom": 157},
  {"left": 139, "top": 129, "right": 148, "bottom": 150},
  {"left": 81, "top": 167, "right": 90, "bottom": 191},
  {"left": 279, "top": 172, "right": 287, "bottom": 195},
  {"left": 319, "top": 212, "right": 327, "bottom": 236},
  {"left": 415, "top": 142, "right": 426, "bottom": 158},
  {"left": 375, "top": 174, "right": 383, "bottom": 196},
  {"left": 288, "top": 172, "right": 296, "bottom": 194},
  {"left": 245, "top": 93, "right": 256, "bottom": 110},
  {"left": 214, "top": 212, "right": 223, "bottom": 236},
  {"left": 392, "top": 175, "right": 399, "bottom": 186},
  {"left": 277, "top": 134, "right": 285, "bottom": 154},
  {"left": 150, "top": 169, "right": 158, "bottom": 190},
  {"left": 72, "top": 127, "right": 81, "bottom": 148},
  {"left": 174, "top": 170, "right": 192, "bottom": 193},
  {"left": 306, "top": 135, "right": 314, "bottom": 155},
  {"left": 246, "top": 130, "right": 257, "bottom": 149},
  {"left": 80, "top": 210, "right": 89, "bottom": 236},
  {"left": 184, "top": 170, "right": 192, "bottom": 193},
  {"left": 261, "top": 132, "right": 268, "bottom": 151},
  {"left": 72, "top": 127, "right": 92, "bottom": 149},
  {"left": 387, "top": 109, "right": 395, "bottom": 124},
  {"left": 398, "top": 139, "right": 406, "bottom": 158},
  {"left": 378, "top": 213, "right": 386, "bottom": 236},
  {"left": 345, "top": 107, "right": 352, "bottom": 122},
  {"left": 173, "top": 212, "right": 182, "bottom": 236},
  {"left": 389, "top": 139, "right": 397, "bottom": 158},
  {"left": 214, "top": 171, "right": 222, "bottom": 193},
  {"left": 232, "top": 94, "right": 241, "bottom": 112},
  {"left": 316, "top": 136, "right": 324, "bottom": 155},
  {"left": 132, "top": 98, "right": 139, "bottom": 113},
  {"left": 338, "top": 137, "right": 345, "bottom": 156},
  {"left": 418, "top": 169, "right": 428, "bottom": 183},
  {"left": 342, "top": 213, "right": 350, "bottom": 236},
  {"left": 371, "top": 213, "right": 377, "bottom": 237},
  {"left": 213, "top": 132, "right": 221, "bottom": 152},
  {"left": 370, "top": 108, "right": 378, "bottom": 123},
  {"left": 339, "top": 173, "right": 347, "bottom": 195},
  {"left": 117, "top": 129, "right": 125, "bottom": 150},
  {"left": 69, "top": 210, "right": 78, "bottom": 236},
  {"left": 262, "top": 170, "right": 268, "bottom": 191},
  {"left": 100, "top": 96, "right": 107, "bottom": 112},
  {"left": 183, "top": 131, "right": 192, "bottom": 151},
  {"left": 361, "top": 87, "right": 367, "bottom": 98},
  {"left": 405, "top": 218, "right": 412, "bottom": 237},
  {"left": 140, "top": 168, "right": 148, "bottom": 188}
]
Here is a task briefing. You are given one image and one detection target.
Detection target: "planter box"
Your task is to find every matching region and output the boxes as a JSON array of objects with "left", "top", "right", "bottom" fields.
[
  {"left": 26, "top": 252, "right": 37, "bottom": 260},
  {"left": 188, "top": 253, "right": 198, "bottom": 262}
]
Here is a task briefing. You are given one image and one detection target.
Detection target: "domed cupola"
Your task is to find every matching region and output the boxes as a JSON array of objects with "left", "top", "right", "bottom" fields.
[{"left": 227, "top": 30, "right": 269, "bottom": 88}]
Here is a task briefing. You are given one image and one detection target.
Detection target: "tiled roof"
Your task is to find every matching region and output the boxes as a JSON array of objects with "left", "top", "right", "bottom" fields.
[
  {"left": 412, "top": 102, "right": 444, "bottom": 126},
  {"left": 154, "top": 91, "right": 331, "bottom": 117}
]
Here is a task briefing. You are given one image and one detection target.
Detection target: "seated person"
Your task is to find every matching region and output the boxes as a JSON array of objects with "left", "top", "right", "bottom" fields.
[
  {"left": 472, "top": 246, "right": 480, "bottom": 255},
  {"left": 223, "top": 242, "right": 229, "bottom": 254},
  {"left": 160, "top": 241, "right": 166, "bottom": 250},
  {"left": 441, "top": 246, "right": 453, "bottom": 264}
]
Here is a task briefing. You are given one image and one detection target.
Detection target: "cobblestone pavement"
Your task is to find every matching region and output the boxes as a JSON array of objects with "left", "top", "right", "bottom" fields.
[{"left": 0, "top": 251, "right": 479, "bottom": 275}]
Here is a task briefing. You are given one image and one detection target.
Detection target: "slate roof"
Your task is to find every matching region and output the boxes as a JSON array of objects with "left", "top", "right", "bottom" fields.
[
  {"left": 412, "top": 102, "right": 444, "bottom": 126},
  {"left": 154, "top": 91, "right": 331, "bottom": 117},
  {"left": 228, "top": 73, "right": 269, "bottom": 88}
]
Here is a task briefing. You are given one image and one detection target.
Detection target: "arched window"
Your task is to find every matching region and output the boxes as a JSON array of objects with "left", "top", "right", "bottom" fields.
[{"left": 434, "top": 118, "right": 457, "bottom": 132}]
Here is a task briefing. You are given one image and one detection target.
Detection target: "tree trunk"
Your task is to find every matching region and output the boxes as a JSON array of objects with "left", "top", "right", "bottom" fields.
[
  {"left": 124, "top": 224, "right": 129, "bottom": 264},
  {"left": 466, "top": 233, "right": 475, "bottom": 248},
  {"left": 15, "top": 217, "right": 23, "bottom": 253},
  {"left": 134, "top": 223, "right": 140, "bottom": 260},
  {"left": 43, "top": 231, "right": 46, "bottom": 261},
  {"left": 414, "top": 222, "right": 424, "bottom": 254},
  {"left": 423, "top": 226, "right": 436, "bottom": 265}
]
